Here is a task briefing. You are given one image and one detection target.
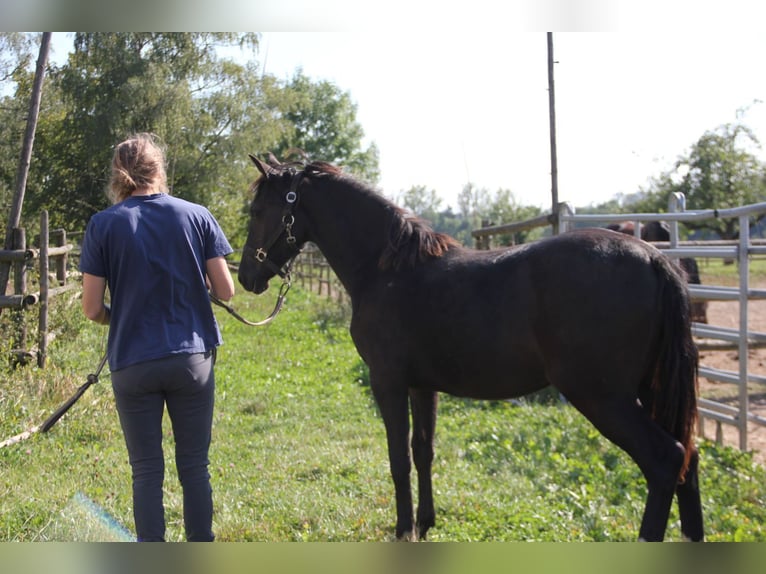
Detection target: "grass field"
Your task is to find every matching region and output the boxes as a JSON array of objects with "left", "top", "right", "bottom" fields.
[
  {"left": 697, "top": 256, "right": 766, "bottom": 285},
  {"left": 1, "top": 285, "right": 765, "bottom": 542}
]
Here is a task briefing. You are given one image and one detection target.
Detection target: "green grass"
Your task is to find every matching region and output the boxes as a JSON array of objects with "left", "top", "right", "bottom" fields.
[
  {"left": 1, "top": 286, "right": 765, "bottom": 541},
  {"left": 697, "top": 256, "right": 766, "bottom": 286}
]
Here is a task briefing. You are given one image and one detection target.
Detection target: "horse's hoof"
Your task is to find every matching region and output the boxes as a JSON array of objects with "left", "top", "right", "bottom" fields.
[
  {"left": 397, "top": 530, "right": 417, "bottom": 542},
  {"left": 681, "top": 534, "right": 704, "bottom": 542}
]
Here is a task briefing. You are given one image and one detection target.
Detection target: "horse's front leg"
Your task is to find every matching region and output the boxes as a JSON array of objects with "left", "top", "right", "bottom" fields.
[
  {"left": 409, "top": 388, "right": 438, "bottom": 540},
  {"left": 372, "top": 382, "right": 415, "bottom": 540}
]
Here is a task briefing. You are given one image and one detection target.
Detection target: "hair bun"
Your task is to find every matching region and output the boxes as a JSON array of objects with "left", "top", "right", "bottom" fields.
[{"left": 108, "top": 133, "right": 168, "bottom": 203}]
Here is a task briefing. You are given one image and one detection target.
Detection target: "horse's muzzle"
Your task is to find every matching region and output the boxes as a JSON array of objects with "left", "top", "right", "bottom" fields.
[
  {"left": 237, "top": 266, "right": 270, "bottom": 295},
  {"left": 240, "top": 277, "right": 270, "bottom": 295}
]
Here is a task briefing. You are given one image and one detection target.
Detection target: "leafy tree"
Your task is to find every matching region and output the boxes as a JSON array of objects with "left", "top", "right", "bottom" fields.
[
  {"left": 275, "top": 71, "right": 380, "bottom": 185},
  {"left": 430, "top": 206, "right": 473, "bottom": 245},
  {"left": 634, "top": 121, "right": 766, "bottom": 238},
  {"left": 23, "top": 33, "right": 265, "bottom": 232},
  {"left": 0, "top": 34, "right": 381, "bottom": 249},
  {"left": 0, "top": 33, "right": 38, "bottom": 217},
  {"left": 486, "top": 189, "right": 544, "bottom": 246},
  {"left": 581, "top": 195, "right": 637, "bottom": 215},
  {"left": 455, "top": 183, "right": 544, "bottom": 245},
  {"left": 400, "top": 181, "right": 542, "bottom": 247},
  {"left": 0, "top": 33, "right": 35, "bottom": 84},
  {"left": 457, "top": 182, "right": 491, "bottom": 223},
  {"left": 397, "top": 185, "right": 443, "bottom": 220}
]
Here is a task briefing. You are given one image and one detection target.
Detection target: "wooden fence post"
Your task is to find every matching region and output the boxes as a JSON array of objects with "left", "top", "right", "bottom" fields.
[
  {"left": 38, "top": 211, "right": 49, "bottom": 368},
  {"left": 476, "top": 220, "right": 491, "bottom": 250},
  {"left": 11, "top": 228, "right": 29, "bottom": 365},
  {"left": 51, "top": 227, "right": 67, "bottom": 285}
]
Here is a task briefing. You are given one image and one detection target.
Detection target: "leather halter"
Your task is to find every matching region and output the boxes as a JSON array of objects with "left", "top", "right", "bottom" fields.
[
  {"left": 242, "top": 169, "right": 304, "bottom": 279},
  {"left": 217, "top": 169, "right": 304, "bottom": 328}
]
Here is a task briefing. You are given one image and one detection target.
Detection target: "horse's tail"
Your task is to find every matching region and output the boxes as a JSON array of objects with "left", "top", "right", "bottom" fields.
[{"left": 646, "top": 255, "right": 699, "bottom": 481}]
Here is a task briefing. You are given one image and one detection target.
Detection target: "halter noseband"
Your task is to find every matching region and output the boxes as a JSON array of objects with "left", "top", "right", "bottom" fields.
[{"left": 244, "top": 169, "right": 304, "bottom": 280}]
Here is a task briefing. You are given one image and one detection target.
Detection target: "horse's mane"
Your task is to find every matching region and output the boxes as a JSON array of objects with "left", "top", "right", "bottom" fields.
[
  {"left": 269, "top": 157, "right": 459, "bottom": 271},
  {"left": 378, "top": 205, "right": 460, "bottom": 271}
]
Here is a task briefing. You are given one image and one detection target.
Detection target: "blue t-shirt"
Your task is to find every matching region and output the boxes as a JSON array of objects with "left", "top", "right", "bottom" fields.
[{"left": 79, "top": 194, "right": 233, "bottom": 371}]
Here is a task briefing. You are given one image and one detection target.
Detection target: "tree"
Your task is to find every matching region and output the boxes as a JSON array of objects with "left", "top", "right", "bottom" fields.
[
  {"left": 486, "top": 188, "right": 544, "bottom": 246},
  {"left": 275, "top": 71, "right": 380, "bottom": 185},
  {"left": 24, "top": 33, "right": 265, "bottom": 231},
  {"left": 635, "top": 122, "right": 766, "bottom": 238},
  {"left": 397, "top": 185, "right": 443, "bottom": 220},
  {"left": 0, "top": 33, "right": 50, "bottom": 310},
  {"left": 0, "top": 34, "right": 381, "bottom": 247},
  {"left": 0, "top": 33, "right": 35, "bottom": 84},
  {"left": 374, "top": 181, "right": 547, "bottom": 248},
  {"left": 0, "top": 33, "right": 37, "bottom": 215},
  {"left": 457, "top": 182, "right": 491, "bottom": 223}
]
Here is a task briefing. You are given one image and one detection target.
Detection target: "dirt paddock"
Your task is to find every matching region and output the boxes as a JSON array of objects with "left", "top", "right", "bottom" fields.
[{"left": 696, "top": 295, "right": 766, "bottom": 466}]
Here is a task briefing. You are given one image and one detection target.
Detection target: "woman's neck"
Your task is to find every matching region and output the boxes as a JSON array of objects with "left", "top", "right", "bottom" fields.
[{"left": 131, "top": 186, "right": 164, "bottom": 197}]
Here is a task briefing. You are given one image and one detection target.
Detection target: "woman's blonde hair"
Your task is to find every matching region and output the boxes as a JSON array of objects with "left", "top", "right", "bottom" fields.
[{"left": 108, "top": 133, "right": 169, "bottom": 203}]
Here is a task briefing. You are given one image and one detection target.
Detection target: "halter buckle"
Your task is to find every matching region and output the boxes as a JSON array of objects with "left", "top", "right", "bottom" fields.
[
  {"left": 254, "top": 248, "right": 267, "bottom": 262},
  {"left": 283, "top": 214, "right": 296, "bottom": 244}
]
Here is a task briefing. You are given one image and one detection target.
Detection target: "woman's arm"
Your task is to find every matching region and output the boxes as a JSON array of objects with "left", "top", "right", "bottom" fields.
[
  {"left": 206, "top": 256, "right": 235, "bottom": 302},
  {"left": 81, "top": 273, "right": 110, "bottom": 325}
]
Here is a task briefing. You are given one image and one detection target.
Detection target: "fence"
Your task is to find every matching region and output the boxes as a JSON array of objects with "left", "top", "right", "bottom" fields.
[
  {"left": 0, "top": 210, "right": 76, "bottom": 367},
  {"left": 291, "top": 243, "right": 347, "bottom": 304},
  {"left": 473, "top": 193, "right": 766, "bottom": 452}
]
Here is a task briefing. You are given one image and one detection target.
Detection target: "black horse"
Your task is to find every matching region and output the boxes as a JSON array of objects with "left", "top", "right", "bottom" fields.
[
  {"left": 607, "top": 221, "right": 708, "bottom": 324},
  {"left": 238, "top": 156, "right": 704, "bottom": 542}
]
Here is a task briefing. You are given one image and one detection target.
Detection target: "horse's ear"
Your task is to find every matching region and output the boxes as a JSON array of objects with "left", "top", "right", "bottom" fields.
[{"left": 249, "top": 154, "right": 273, "bottom": 179}]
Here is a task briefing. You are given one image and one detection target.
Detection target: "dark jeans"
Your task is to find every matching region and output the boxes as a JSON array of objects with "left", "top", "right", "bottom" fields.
[{"left": 111, "top": 350, "right": 216, "bottom": 542}]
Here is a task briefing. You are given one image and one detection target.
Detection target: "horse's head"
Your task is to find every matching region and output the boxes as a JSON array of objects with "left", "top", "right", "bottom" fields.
[
  {"left": 641, "top": 221, "right": 670, "bottom": 242},
  {"left": 238, "top": 154, "right": 307, "bottom": 294}
]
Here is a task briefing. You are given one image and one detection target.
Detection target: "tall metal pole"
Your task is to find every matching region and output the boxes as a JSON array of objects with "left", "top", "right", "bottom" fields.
[{"left": 547, "top": 32, "right": 560, "bottom": 235}]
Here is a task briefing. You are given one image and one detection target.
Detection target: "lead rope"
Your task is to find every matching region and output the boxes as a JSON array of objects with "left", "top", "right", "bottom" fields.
[
  {"left": 209, "top": 275, "right": 292, "bottom": 327},
  {"left": 2, "top": 270, "right": 294, "bottom": 449},
  {"left": 0, "top": 345, "right": 109, "bottom": 449},
  {"left": 2, "top": 269, "right": 294, "bottom": 450}
]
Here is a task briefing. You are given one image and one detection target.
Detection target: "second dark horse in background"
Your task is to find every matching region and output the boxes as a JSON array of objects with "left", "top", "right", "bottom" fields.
[{"left": 238, "top": 156, "right": 704, "bottom": 541}]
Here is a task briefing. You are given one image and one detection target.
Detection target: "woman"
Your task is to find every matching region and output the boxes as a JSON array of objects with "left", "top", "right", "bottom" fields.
[{"left": 79, "top": 133, "right": 235, "bottom": 541}]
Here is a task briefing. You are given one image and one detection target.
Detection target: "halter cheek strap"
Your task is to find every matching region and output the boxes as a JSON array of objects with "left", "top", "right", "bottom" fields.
[{"left": 244, "top": 170, "right": 304, "bottom": 279}]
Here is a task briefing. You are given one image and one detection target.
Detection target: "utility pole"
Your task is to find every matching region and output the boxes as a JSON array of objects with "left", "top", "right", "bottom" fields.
[{"left": 547, "top": 32, "right": 560, "bottom": 235}]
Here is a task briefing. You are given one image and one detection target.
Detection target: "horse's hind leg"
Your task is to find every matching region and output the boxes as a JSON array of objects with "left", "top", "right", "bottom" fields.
[
  {"left": 676, "top": 447, "right": 704, "bottom": 541},
  {"left": 409, "top": 388, "right": 438, "bottom": 540},
  {"left": 565, "top": 395, "right": 685, "bottom": 541}
]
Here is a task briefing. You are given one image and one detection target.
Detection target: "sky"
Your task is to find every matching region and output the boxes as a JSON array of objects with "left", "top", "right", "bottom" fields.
[
  {"left": 45, "top": 30, "right": 766, "bottom": 212},
  {"left": 253, "top": 32, "right": 766, "bottom": 211}
]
